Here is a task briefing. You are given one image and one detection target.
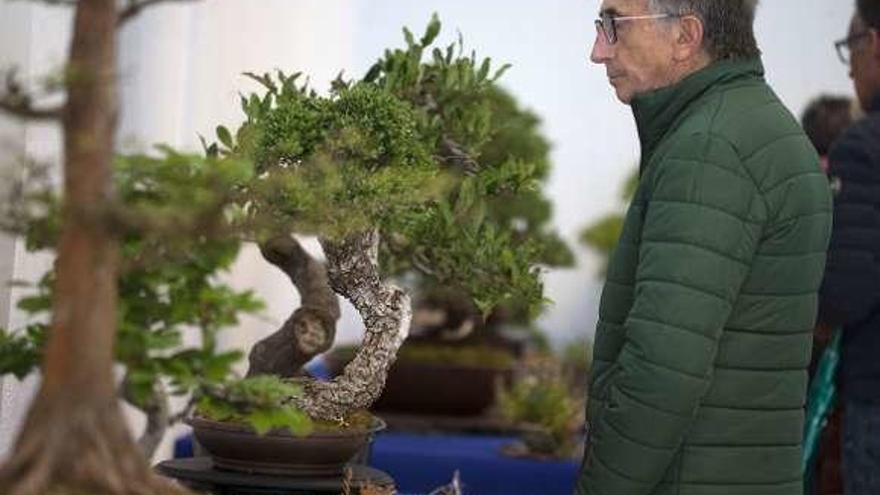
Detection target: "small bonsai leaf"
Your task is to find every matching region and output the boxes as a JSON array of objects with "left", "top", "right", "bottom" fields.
[
  {"left": 490, "top": 63, "right": 512, "bottom": 83},
  {"left": 216, "top": 125, "right": 234, "bottom": 149},
  {"left": 421, "top": 13, "right": 441, "bottom": 46}
]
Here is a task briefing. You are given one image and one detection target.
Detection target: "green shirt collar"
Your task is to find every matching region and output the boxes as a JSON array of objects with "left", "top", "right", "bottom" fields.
[{"left": 631, "top": 58, "right": 765, "bottom": 162}]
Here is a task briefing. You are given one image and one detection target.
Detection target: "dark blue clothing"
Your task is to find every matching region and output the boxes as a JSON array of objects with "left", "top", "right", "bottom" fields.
[
  {"left": 819, "top": 94, "right": 880, "bottom": 403},
  {"left": 842, "top": 399, "right": 880, "bottom": 494}
]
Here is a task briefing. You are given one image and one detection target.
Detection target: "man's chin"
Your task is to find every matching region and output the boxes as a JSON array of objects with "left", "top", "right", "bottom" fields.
[{"left": 614, "top": 86, "right": 634, "bottom": 105}]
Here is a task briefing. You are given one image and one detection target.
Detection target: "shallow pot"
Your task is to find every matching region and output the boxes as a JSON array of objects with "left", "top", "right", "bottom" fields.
[{"left": 187, "top": 415, "right": 385, "bottom": 476}]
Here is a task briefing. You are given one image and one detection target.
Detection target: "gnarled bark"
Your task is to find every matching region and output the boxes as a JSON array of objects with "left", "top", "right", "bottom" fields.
[
  {"left": 247, "top": 235, "right": 340, "bottom": 378},
  {"left": 293, "top": 230, "right": 411, "bottom": 420}
]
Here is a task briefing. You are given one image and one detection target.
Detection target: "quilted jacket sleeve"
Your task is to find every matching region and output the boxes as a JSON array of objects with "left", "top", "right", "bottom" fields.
[
  {"left": 579, "top": 134, "right": 763, "bottom": 494},
  {"left": 818, "top": 124, "right": 880, "bottom": 327}
]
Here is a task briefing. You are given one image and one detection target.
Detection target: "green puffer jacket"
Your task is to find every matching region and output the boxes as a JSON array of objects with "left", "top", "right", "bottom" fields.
[{"left": 576, "top": 59, "right": 832, "bottom": 495}]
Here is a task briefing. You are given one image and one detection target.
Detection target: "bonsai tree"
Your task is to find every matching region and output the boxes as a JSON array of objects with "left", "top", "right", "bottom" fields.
[
  {"left": 205, "top": 15, "right": 552, "bottom": 420},
  {"left": 0, "top": 8, "right": 554, "bottom": 493}
]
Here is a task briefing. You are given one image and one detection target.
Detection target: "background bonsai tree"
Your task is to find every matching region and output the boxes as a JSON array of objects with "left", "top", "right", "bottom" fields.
[
  {"left": 397, "top": 83, "right": 573, "bottom": 350},
  {"left": 579, "top": 168, "right": 638, "bottom": 275},
  {"left": 0, "top": 11, "right": 558, "bottom": 492}
]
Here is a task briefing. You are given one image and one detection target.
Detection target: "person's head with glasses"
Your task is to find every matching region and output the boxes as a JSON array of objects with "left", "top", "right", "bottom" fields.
[
  {"left": 590, "top": 0, "right": 761, "bottom": 104},
  {"left": 837, "top": 0, "right": 880, "bottom": 111}
]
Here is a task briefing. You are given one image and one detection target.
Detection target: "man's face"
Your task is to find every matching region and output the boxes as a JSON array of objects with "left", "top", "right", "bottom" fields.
[
  {"left": 848, "top": 14, "right": 880, "bottom": 111},
  {"left": 590, "top": 0, "right": 679, "bottom": 104}
]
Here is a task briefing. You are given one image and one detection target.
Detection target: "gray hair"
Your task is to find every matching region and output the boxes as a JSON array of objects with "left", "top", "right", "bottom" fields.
[
  {"left": 649, "top": 0, "right": 761, "bottom": 61},
  {"left": 858, "top": 0, "right": 880, "bottom": 30}
]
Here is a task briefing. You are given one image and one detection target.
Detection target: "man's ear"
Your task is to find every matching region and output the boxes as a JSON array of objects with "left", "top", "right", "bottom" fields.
[{"left": 673, "top": 14, "right": 705, "bottom": 62}]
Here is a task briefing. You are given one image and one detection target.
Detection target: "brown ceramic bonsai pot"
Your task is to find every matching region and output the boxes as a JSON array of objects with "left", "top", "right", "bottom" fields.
[
  {"left": 187, "top": 415, "right": 386, "bottom": 476},
  {"left": 325, "top": 345, "right": 515, "bottom": 417},
  {"left": 373, "top": 360, "right": 513, "bottom": 416}
]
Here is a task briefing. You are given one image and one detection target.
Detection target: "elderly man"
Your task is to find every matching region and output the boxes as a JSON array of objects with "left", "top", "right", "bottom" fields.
[
  {"left": 821, "top": 1, "right": 880, "bottom": 493},
  {"left": 576, "top": 1, "right": 833, "bottom": 494}
]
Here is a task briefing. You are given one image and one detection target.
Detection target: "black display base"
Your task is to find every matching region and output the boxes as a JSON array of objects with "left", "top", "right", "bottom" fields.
[{"left": 155, "top": 457, "right": 395, "bottom": 495}]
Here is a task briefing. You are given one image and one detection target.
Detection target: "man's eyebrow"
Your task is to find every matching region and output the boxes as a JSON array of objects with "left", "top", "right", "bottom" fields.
[{"left": 599, "top": 7, "right": 621, "bottom": 16}]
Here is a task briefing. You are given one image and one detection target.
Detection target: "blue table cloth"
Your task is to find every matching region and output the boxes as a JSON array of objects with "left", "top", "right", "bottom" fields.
[
  {"left": 174, "top": 431, "right": 579, "bottom": 494},
  {"left": 369, "top": 432, "right": 578, "bottom": 495}
]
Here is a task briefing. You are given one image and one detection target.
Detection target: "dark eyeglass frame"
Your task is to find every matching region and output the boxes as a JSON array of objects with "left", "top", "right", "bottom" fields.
[
  {"left": 834, "top": 30, "right": 871, "bottom": 64},
  {"left": 594, "top": 12, "right": 681, "bottom": 45}
]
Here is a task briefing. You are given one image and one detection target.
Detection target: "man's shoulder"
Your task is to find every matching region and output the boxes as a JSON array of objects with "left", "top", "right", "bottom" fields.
[
  {"left": 666, "top": 82, "right": 806, "bottom": 158},
  {"left": 828, "top": 113, "right": 880, "bottom": 178},
  {"left": 832, "top": 111, "right": 880, "bottom": 156},
  {"left": 653, "top": 81, "right": 820, "bottom": 198},
  {"left": 705, "top": 81, "right": 803, "bottom": 146}
]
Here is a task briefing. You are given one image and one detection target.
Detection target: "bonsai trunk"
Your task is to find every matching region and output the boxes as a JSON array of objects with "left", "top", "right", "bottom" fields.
[
  {"left": 247, "top": 231, "right": 411, "bottom": 421},
  {"left": 294, "top": 230, "right": 412, "bottom": 420},
  {"left": 247, "top": 235, "right": 340, "bottom": 378},
  {"left": 0, "top": 1, "right": 188, "bottom": 493}
]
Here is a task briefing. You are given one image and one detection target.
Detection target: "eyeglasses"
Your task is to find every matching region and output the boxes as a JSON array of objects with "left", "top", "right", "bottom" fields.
[
  {"left": 594, "top": 12, "right": 680, "bottom": 45},
  {"left": 834, "top": 31, "right": 871, "bottom": 64}
]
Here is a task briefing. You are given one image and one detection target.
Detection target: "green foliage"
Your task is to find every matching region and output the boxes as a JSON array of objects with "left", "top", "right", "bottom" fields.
[
  {"left": 0, "top": 324, "right": 45, "bottom": 380},
  {"left": 363, "top": 13, "right": 507, "bottom": 156},
  {"left": 498, "top": 364, "right": 582, "bottom": 457},
  {"left": 579, "top": 168, "right": 639, "bottom": 276},
  {"left": 361, "top": 16, "right": 569, "bottom": 321},
  {"left": 561, "top": 335, "right": 593, "bottom": 375},
  {"left": 206, "top": 15, "right": 560, "bottom": 316},
  {"left": 386, "top": 198, "right": 546, "bottom": 318},
  {"left": 0, "top": 148, "right": 265, "bottom": 414},
  {"left": 579, "top": 215, "right": 624, "bottom": 272},
  {"left": 196, "top": 376, "right": 312, "bottom": 436},
  {"left": 221, "top": 74, "right": 446, "bottom": 240}
]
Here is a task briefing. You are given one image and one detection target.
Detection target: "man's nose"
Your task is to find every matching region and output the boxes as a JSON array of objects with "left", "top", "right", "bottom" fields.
[{"left": 590, "top": 31, "right": 612, "bottom": 64}]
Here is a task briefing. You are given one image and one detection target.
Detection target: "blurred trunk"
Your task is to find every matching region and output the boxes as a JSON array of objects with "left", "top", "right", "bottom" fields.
[{"left": 0, "top": 1, "right": 188, "bottom": 493}]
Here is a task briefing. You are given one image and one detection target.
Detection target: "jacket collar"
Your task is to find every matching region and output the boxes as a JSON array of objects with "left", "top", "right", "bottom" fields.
[{"left": 631, "top": 58, "right": 765, "bottom": 165}]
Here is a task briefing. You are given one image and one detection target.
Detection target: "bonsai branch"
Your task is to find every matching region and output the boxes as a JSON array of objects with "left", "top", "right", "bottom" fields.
[
  {"left": 0, "top": 71, "right": 63, "bottom": 121},
  {"left": 121, "top": 377, "right": 170, "bottom": 459},
  {"left": 0, "top": 100, "right": 64, "bottom": 121},
  {"left": 28, "top": 0, "right": 79, "bottom": 5},
  {"left": 247, "top": 235, "right": 340, "bottom": 378},
  {"left": 118, "top": 0, "right": 201, "bottom": 25},
  {"left": 439, "top": 136, "right": 478, "bottom": 176}
]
